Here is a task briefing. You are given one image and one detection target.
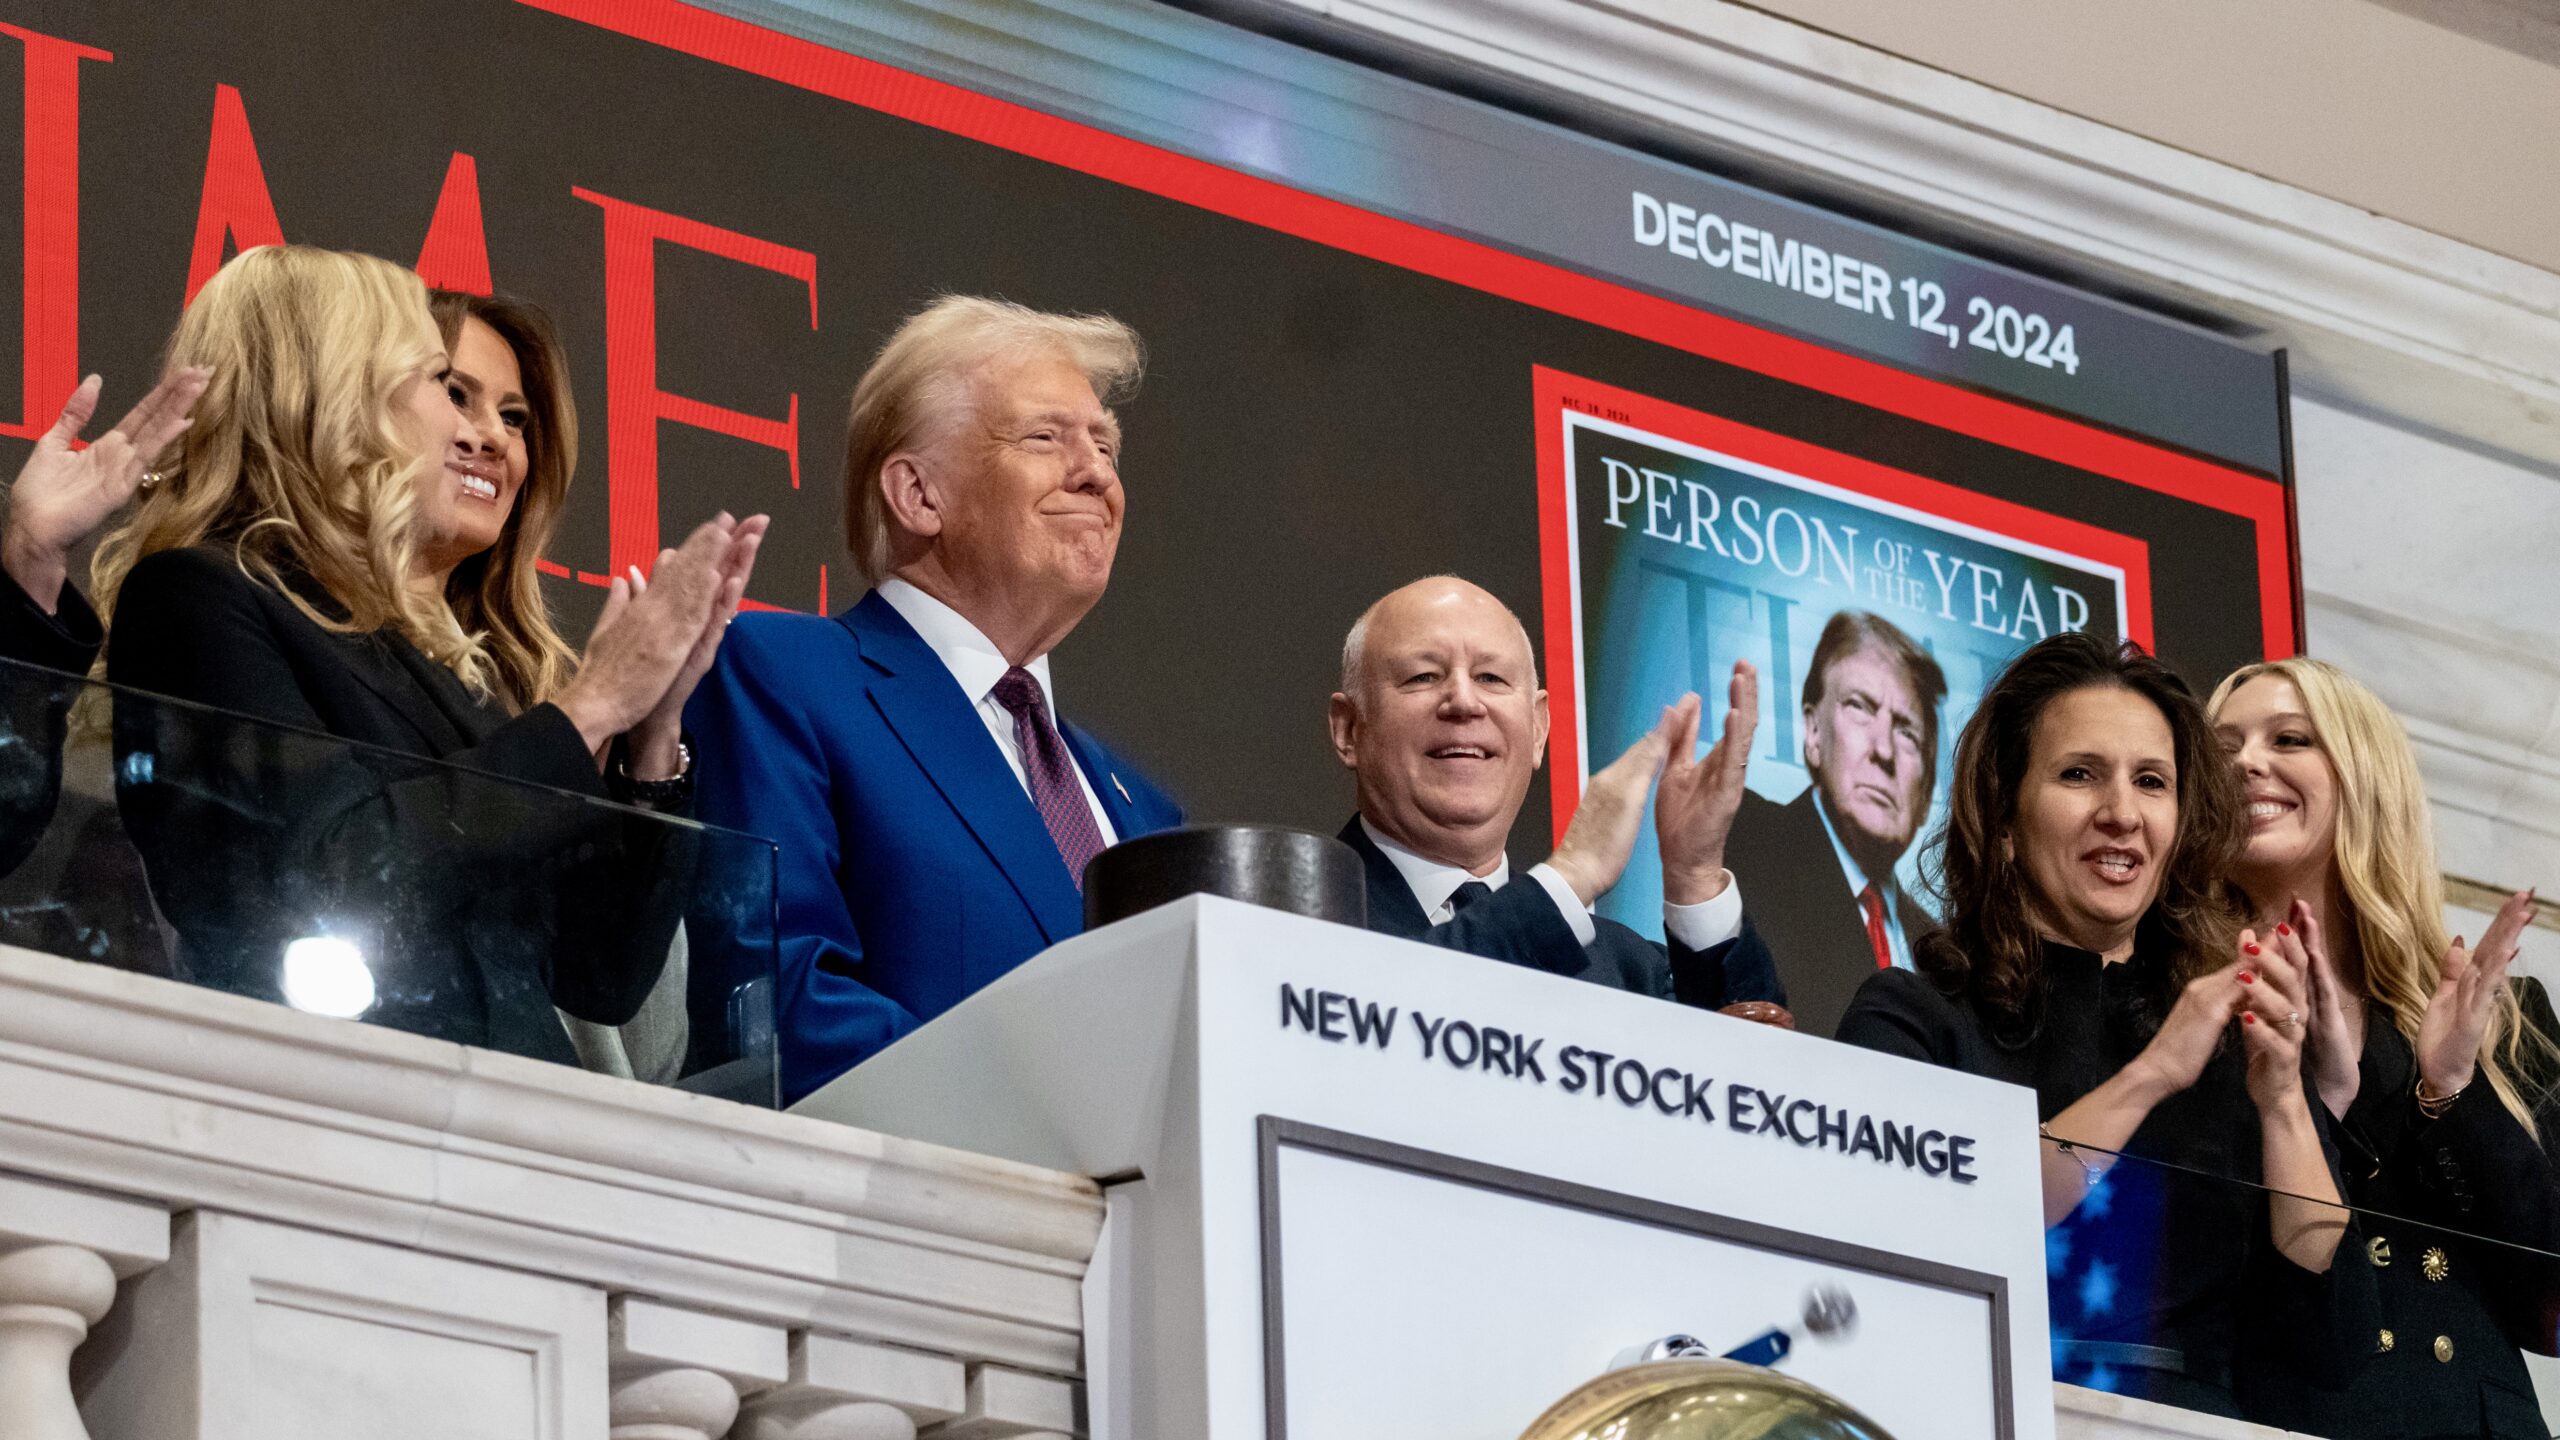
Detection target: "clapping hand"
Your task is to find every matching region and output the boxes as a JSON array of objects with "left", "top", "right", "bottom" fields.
[
  {"left": 1655, "top": 659, "right": 1759, "bottom": 906},
  {"left": 3, "top": 368, "right": 212, "bottom": 611},
  {"left": 2235, "top": 926, "right": 2317, "bottom": 1118},
  {"left": 2274, "top": 900, "right": 2360, "bottom": 1118},
  {"left": 1545, "top": 705, "right": 1675, "bottom": 908},
  {"left": 2417, "top": 888, "right": 2538, "bottom": 1102},
  {"left": 2132, "top": 953, "right": 2248, "bottom": 1100},
  {"left": 599, "top": 514, "right": 766, "bottom": 778},
  {"left": 561, "top": 512, "right": 767, "bottom": 771}
]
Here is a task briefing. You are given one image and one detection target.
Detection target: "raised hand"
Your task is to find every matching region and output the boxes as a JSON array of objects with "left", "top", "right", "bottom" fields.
[
  {"left": 619, "top": 514, "right": 767, "bottom": 778},
  {"left": 2237, "top": 926, "right": 2318, "bottom": 1118},
  {"left": 4, "top": 368, "right": 212, "bottom": 610},
  {"left": 2277, "top": 900, "right": 2360, "bottom": 1118},
  {"left": 2417, "top": 888, "right": 2538, "bottom": 1100},
  {"left": 557, "top": 514, "right": 744, "bottom": 756},
  {"left": 2131, "top": 944, "right": 2251, "bottom": 1100},
  {"left": 1655, "top": 660, "right": 1760, "bottom": 906},
  {"left": 1545, "top": 705, "right": 1675, "bottom": 908}
]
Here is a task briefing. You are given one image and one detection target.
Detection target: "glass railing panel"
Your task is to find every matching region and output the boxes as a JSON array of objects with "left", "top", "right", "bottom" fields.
[
  {"left": 0, "top": 655, "right": 779, "bottom": 1106},
  {"left": 2039, "top": 1130, "right": 2560, "bottom": 1434}
]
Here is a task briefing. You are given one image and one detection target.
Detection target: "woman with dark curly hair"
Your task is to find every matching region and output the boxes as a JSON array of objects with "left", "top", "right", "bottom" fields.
[{"left": 1837, "top": 631, "right": 2355, "bottom": 1419}]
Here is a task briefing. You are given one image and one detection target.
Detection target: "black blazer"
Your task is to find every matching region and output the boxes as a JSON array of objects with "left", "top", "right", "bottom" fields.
[
  {"left": 1337, "top": 816, "right": 1782, "bottom": 1007},
  {"left": 1838, "top": 937, "right": 2370, "bottom": 1420},
  {"left": 104, "top": 544, "right": 687, "bottom": 1065},
  {"left": 1727, "top": 788, "right": 1934, "bottom": 1039},
  {"left": 2248, "top": 981, "right": 2560, "bottom": 1440},
  {"left": 0, "top": 571, "right": 100, "bottom": 879},
  {"left": 0, "top": 568, "right": 101, "bottom": 676}
]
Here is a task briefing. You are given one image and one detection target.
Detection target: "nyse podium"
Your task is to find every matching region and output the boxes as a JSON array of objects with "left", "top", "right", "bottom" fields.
[{"left": 796, "top": 895, "right": 2052, "bottom": 1440}]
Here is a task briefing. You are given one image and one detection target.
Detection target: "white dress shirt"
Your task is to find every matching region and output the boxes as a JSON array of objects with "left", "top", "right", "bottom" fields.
[
  {"left": 1361, "top": 818, "right": 1744, "bottom": 951},
  {"left": 1812, "top": 793, "right": 1913, "bottom": 971},
  {"left": 877, "top": 578, "right": 1119, "bottom": 845}
]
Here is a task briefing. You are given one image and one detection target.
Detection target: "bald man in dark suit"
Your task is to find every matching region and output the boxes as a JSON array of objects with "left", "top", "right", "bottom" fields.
[{"left": 1327, "top": 577, "right": 1782, "bottom": 1012}]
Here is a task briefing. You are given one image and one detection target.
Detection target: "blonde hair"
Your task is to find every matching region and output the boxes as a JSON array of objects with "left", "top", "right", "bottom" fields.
[
  {"left": 840, "top": 295, "right": 1142, "bottom": 585},
  {"left": 93, "top": 246, "right": 572, "bottom": 708},
  {"left": 2210, "top": 657, "right": 2555, "bottom": 1136}
]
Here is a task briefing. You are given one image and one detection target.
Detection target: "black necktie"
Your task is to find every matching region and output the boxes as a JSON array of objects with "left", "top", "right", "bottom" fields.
[{"left": 1448, "top": 879, "right": 1494, "bottom": 916}]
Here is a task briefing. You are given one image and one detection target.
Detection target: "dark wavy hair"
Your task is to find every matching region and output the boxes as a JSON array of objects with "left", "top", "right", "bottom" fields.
[
  {"left": 426, "top": 289, "right": 580, "bottom": 708},
  {"left": 1916, "top": 631, "right": 2245, "bottom": 1033}
]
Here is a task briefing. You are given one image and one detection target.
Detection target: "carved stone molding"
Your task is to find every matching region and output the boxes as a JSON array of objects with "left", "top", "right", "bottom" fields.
[
  {"left": 609, "top": 1297, "right": 793, "bottom": 1440},
  {"left": 0, "top": 945, "right": 1101, "bottom": 1375},
  {"left": 925, "top": 1363, "right": 1083, "bottom": 1439},
  {"left": 737, "top": 1331, "right": 967, "bottom": 1440}
]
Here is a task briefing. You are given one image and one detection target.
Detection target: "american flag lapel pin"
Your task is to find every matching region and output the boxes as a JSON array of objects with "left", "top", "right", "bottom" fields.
[{"left": 1112, "top": 773, "right": 1132, "bottom": 805}]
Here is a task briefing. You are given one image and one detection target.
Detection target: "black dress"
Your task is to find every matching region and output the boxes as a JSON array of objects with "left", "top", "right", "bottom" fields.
[
  {"left": 1837, "top": 930, "right": 2369, "bottom": 1419},
  {"left": 2247, "top": 981, "right": 2560, "bottom": 1439},
  {"left": 0, "top": 567, "right": 101, "bottom": 676},
  {"left": 0, "top": 570, "right": 101, "bottom": 879},
  {"left": 104, "top": 543, "right": 691, "bottom": 1065}
]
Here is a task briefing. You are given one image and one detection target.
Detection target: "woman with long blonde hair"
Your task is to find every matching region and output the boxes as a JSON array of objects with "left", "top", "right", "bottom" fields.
[
  {"left": 98, "top": 244, "right": 763, "bottom": 1063},
  {"left": 2212, "top": 657, "right": 2555, "bottom": 1438}
]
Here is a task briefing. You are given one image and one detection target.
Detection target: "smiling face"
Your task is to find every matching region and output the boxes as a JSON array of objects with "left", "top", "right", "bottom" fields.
[
  {"left": 1804, "top": 644, "right": 1933, "bottom": 865},
  {"left": 2011, "top": 684, "right": 2179, "bottom": 960},
  {"left": 409, "top": 315, "right": 527, "bottom": 582},
  {"left": 1330, "top": 578, "right": 1549, "bottom": 875},
  {"left": 923, "top": 348, "right": 1123, "bottom": 628},
  {"left": 2215, "top": 674, "right": 2340, "bottom": 898}
]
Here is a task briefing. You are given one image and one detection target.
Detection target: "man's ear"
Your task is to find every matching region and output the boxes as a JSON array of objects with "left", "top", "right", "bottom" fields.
[
  {"left": 878, "top": 453, "right": 942, "bottom": 540},
  {"left": 1326, "top": 692, "right": 1363, "bottom": 771},
  {"left": 1800, "top": 701, "right": 1826, "bottom": 774},
  {"left": 1530, "top": 686, "right": 1551, "bottom": 772}
]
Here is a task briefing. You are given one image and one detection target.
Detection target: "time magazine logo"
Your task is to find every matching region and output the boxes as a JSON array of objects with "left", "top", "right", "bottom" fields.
[{"left": 0, "top": 20, "right": 813, "bottom": 596}]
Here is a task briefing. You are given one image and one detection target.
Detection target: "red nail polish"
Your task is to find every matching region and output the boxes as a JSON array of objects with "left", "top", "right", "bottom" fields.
[
  {"left": 2239, "top": 971, "right": 2255, "bottom": 984},
  {"left": 2277, "top": 923, "right": 2292, "bottom": 937},
  {"left": 2245, "top": 943, "right": 2261, "bottom": 956},
  {"left": 2243, "top": 1012, "right": 2258, "bottom": 1025}
]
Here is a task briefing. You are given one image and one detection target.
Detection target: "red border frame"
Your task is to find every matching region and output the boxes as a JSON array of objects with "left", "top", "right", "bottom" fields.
[
  {"left": 1532, "top": 365, "right": 2154, "bottom": 836},
  {"left": 525, "top": 0, "right": 2299, "bottom": 731}
]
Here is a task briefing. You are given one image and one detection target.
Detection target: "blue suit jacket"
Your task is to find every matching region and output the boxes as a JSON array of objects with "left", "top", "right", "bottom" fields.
[{"left": 687, "top": 592, "right": 1183, "bottom": 1102}]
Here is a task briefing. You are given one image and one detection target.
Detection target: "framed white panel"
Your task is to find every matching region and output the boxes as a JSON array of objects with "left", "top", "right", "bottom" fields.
[
  {"left": 81, "top": 1211, "right": 608, "bottom": 1440},
  {"left": 1261, "top": 1121, "right": 2006, "bottom": 1440}
]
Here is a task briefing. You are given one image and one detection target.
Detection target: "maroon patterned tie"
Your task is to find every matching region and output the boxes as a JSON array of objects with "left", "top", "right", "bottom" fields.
[{"left": 992, "top": 667, "right": 1107, "bottom": 889}]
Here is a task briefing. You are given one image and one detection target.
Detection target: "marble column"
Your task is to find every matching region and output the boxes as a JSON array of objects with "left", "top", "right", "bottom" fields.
[
  {"left": 0, "top": 1244, "right": 116, "bottom": 1440},
  {"left": 609, "top": 1366, "right": 744, "bottom": 1440},
  {"left": 0, "top": 1172, "right": 171, "bottom": 1440}
]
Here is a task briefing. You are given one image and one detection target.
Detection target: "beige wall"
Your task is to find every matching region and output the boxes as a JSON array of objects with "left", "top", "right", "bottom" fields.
[{"left": 1724, "top": 0, "right": 2560, "bottom": 273}]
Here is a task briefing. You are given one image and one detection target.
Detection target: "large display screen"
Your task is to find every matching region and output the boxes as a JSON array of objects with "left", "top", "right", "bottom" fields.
[{"left": 0, "top": 0, "right": 2293, "bottom": 921}]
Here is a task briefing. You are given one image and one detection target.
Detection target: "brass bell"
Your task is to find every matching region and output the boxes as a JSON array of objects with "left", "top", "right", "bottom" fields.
[{"left": 1518, "top": 1358, "right": 1897, "bottom": 1439}]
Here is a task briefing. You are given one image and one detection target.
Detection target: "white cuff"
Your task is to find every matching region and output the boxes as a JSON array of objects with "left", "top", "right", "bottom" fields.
[
  {"left": 1526, "top": 863, "right": 1599, "bottom": 947},
  {"left": 1664, "top": 871, "right": 1745, "bottom": 950}
]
